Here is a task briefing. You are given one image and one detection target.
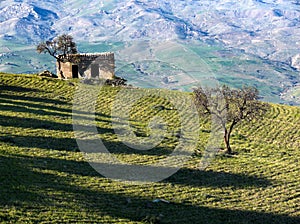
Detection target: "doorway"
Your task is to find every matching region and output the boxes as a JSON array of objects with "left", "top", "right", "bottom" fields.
[{"left": 72, "top": 65, "right": 79, "bottom": 78}]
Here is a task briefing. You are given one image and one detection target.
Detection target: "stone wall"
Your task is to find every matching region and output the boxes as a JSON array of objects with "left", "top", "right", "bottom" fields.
[{"left": 57, "top": 52, "right": 115, "bottom": 79}]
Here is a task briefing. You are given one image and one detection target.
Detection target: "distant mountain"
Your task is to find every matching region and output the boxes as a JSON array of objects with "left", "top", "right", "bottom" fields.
[
  {"left": 1, "top": 0, "right": 300, "bottom": 104},
  {"left": 1, "top": 0, "right": 300, "bottom": 65}
]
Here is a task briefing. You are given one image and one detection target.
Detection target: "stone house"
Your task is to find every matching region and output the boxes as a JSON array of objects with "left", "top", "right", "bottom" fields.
[{"left": 57, "top": 52, "right": 115, "bottom": 79}]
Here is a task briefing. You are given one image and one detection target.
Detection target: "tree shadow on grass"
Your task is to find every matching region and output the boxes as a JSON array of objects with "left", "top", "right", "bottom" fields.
[
  {"left": 0, "top": 85, "right": 43, "bottom": 93},
  {"left": 0, "top": 114, "right": 74, "bottom": 132},
  {"left": 0, "top": 92, "right": 69, "bottom": 106},
  {"left": 1, "top": 135, "right": 79, "bottom": 151},
  {"left": 1, "top": 153, "right": 272, "bottom": 189},
  {"left": 0, "top": 98, "right": 72, "bottom": 117},
  {"left": 0, "top": 96, "right": 110, "bottom": 119},
  {"left": 0, "top": 155, "right": 299, "bottom": 224},
  {"left": 0, "top": 113, "right": 112, "bottom": 135},
  {"left": 0, "top": 93, "right": 112, "bottom": 123},
  {"left": 165, "top": 168, "right": 271, "bottom": 188},
  {"left": 63, "top": 160, "right": 271, "bottom": 189},
  {"left": 0, "top": 111, "right": 175, "bottom": 155}
]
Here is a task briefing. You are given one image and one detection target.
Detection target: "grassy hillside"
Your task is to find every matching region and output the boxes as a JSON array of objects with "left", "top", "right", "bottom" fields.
[{"left": 0, "top": 73, "right": 299, "bottom": 223}]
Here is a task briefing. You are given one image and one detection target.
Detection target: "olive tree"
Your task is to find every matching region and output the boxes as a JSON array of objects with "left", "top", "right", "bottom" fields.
[
  {"left": 37, "top": 34, "right": 78, "bottom": 78},
  {"left": 194, "top": 85, "right": 270, "bottom": 154}
]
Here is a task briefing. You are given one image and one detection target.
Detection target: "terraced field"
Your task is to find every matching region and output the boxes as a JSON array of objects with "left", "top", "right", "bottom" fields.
[{"left": 0, "top": 73, "right": 300, "bottom": 223}]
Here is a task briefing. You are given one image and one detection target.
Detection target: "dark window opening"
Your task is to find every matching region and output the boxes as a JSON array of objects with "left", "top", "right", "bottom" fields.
[{"left": 91, "top": 64, "right": 99, "bottom": 78}]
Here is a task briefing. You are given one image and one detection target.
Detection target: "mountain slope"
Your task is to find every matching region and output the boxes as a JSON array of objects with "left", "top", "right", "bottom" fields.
[
  {"left": 1, "top": 0, "right": 300, "bottom": 104},
  {"left": 1, "top": 0, "right": 300, "bottom": 63}
]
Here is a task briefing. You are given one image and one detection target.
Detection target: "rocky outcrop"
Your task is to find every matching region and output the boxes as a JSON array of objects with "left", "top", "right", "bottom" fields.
[
  {"left": 289, "top": 54, "right": 300, "bottom": 71},
  {"left": 38, "top": 70, "right": 57, "bottom": 78}
]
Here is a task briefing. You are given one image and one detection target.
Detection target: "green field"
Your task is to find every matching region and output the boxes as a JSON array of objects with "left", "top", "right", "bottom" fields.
[{"left": 0, "top": 73, "right": 300, "bottom": 223}]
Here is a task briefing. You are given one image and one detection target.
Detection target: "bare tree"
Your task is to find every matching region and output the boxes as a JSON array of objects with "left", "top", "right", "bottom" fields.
[
  {"left": 37, "top": 34, "right": 78, "bottom": 78},
  {"left": 194, "top": 85, "right": 270, "bottom": 154}
]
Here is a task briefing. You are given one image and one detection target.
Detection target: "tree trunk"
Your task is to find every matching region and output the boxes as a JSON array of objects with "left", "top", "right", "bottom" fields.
[
  {"left": 57, "top": 60, "right": 65, "bottom": 79},
  {"left": 224, "top": 132, "right": 232, "bottom": 154},
  {"left": 224, "top": 120, "right": 237, "bottom": 154},
  {"left": 223, "top": 121, "right": 236, "bottom": 154}
]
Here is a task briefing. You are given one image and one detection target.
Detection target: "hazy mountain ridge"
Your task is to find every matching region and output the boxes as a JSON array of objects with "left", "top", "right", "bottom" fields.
[
  {"left": 1, "top": 0, "right": 300, "bottom": 54},
  {"left": 0, "top": 2, "right": 59, "bottom": 42},
  {"left": 1, "top": 0, "right": 300, "bottom": 104}
]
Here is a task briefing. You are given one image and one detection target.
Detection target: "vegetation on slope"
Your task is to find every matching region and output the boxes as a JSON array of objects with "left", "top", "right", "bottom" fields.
[{"left": 0, "top": 73, "right": 299, "bottom": 223}]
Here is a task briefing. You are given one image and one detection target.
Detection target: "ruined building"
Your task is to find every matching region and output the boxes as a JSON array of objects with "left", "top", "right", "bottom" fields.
[{"left": 57, "top": 52, "right": 115, "bottom": 79}]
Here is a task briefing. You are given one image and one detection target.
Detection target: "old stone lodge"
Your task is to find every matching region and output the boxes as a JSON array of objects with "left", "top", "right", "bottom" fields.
[{"left": 57, "top": 52, "right": 115, "bottom": 79}]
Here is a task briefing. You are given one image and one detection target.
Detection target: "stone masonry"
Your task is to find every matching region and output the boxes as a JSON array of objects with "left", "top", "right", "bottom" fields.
[{"left": 56, "top": 52, "right": 115, "bottom": 79}]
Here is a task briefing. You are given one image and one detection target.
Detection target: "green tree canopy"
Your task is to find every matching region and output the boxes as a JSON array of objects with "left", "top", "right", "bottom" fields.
[{"left": 37, "top": 34, "right": 78, "bottom": 78}]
